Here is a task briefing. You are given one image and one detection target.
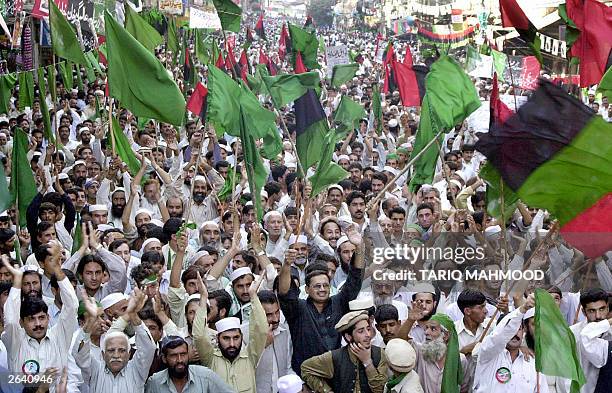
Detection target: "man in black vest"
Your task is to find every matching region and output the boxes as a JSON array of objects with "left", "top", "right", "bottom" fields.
[{"left": 301, "top": 310, "right": 388, "bottom": 393}]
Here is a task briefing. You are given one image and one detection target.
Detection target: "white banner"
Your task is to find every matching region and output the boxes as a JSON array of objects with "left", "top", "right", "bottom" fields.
[
  {"left": 468, "top": 54, "right": 493, "bottom": 79},
  {"left": 326, "top": 45, "right": 349, "bottom": 75},
  {"left": 159, "top": 0, "right": 183, "bottom": 15},
  {"left": 189, "top": 6, "right": 221, "bottom": 29}
]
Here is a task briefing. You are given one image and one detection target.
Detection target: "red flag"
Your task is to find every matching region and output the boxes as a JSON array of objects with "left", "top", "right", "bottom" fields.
[
  {"left": 241, "top": 66, "right": 248, "bottom": 83},
  {"left": 246, "top": 27, "right": 254, "bottom": 43},
  {"left": 268, "top": 61, "right": 278, "bottom": 76},
  {"left": 239, "top": 49, "right": 248, "bottom": 67},
  {"left": 566, "top": 0, "right": 612, "bottom": 87},
  {"left": 382, "top": 43, "right": 396, "bottom": 93},
  {"left": 255, "top": 14, "right": 266, "bottom": 40},
  {"left": 186, "top": 82, "right": 209, "bottom": 121},
  {"left": 392, "top": 60, "right": 428, "bottom": 107},
  {"left": 98, "top": 35, "right": 107, "bottom": 65},
  {"left": 295, "top": 51, "right": 307, "bottom": 74},
  {"left": 279, "top": 24, "right": 291, "bottom": 60},
  {"left": 403, "top": 46, "right": 413, "bottom": 66},
  {"left": 490, "top": 73, "right": 513, "bottom": 126},
  {"left": 518, "top": 56, "right": 541, "bottom": 90},
  {"left": 216, "top": 52, "right": 225, "bottom": 70},
  {"left": 259, "top": 48, "right": 269, "bottom": 65},
  {"left": 374, "top": 33, "right": 383, "bottom": 62},
  {"left": 499, "top": 0, "right": 530, "bottom": 30},
  {"left": 304, "top": 15, "right": 314, "bottom": 27}
]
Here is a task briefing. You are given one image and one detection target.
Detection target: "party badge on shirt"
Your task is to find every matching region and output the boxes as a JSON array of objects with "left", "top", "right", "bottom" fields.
[
  {"left": 22, "top": 359, "right": 40, "bottom": 375},
  {"left": 495, "top": 367, "right": 511, "bottom": 383}
]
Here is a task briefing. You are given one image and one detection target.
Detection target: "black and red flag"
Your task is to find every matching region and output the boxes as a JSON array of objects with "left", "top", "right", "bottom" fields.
[
  {"left": 239, "top": 49, "right": 249, "bottom": 82},
  {"left": 255, "top": 14, "right": 266, "bottom": 40},
  {"left": 391, "top": 60, "right": 428, "bottom": 107},
  {"left": 489, "top": 72, "right": 513, "bottom": 128},
  {"left": 295, "top": 51, "right": 307, "bottom": 74},
  {"left": 246, "top": 27, "right": 254, "bottom": 44},
  {"left": 304, "top": 15, "right": 314, "bottom": 28},
  {"left": 216, "top": 52, "right": 225, "bottom": 70},
  {"left": 259, "top": 48, "right": 269, "bottom": 65},
  {"left": 382, "top": 43, "right": 397, "bottom": 93},
  {"left": 183, "top": 35, "right": 195, "bottom": 89},
  {"left": 186, "top": 82, "right": 208, "bottom": 122},
  {"left": 268, "top": 60, "right": 278, "bottom": 76},
  {"left": 279, "top": 23, "right": 291, "bottom": 60}
]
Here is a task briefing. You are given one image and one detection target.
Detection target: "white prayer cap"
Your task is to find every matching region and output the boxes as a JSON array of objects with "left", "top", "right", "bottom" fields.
[
  {"left": 71, "top": 88, "right": 78, "bottom": 94},
  {"left": 94, "top": 90, "right": 105, "bottom": 96},
  {"left": 141, "top": 238, "right": 162, "bottom": 254},
  {"left": 73, "top": 160, "right": 86, "bottom": 167},
  {"left": 32, "top": 152, "right": 42, "bottom": 158},
  {"left": 187, "top": 293, "right": 201, "bottom": 303},
  {"left": 219, "top": 143, "right": 232, "bottom": 153},
  {"left": 336, "top": 154, "right": 350, "bottom": 163},
  {"left": 0, "top": 211, "right": 8, "bottom": 218},
  {"left": 288, "top": 234, "right": 308, "bottom": 246},
  {"left": 383, "top": 166, "right": 399, "bottom": 176},
  {"left": 20, "top": 265, "right": 44, "bottom": 276},
  {"left": 336, "top": 235, "right": 350, "bottom": 250},
  {"left": 190, "top": 250, "right": 210, "bottom": 265},
  {"left": 260, "top": 190, "right": 268, "bottom": 199},
  {"left": 193, "top": 175, "right": 207, "bottom": 184},
  {"left": 88, "top": 204, "right": 108, "bottom": 213},
  {"left": 58, "top": 173, "right": 69, "bottom": 180},
  {"left": 286, "top": 162, "right": 296, "bottom": 169},
  {"left": 100, "top": 293, "right": 128, "bottom": 310},
  {"left": 111, "top": 187, "right": 126, "bottom": 195},
  {"left": 215, "top": 317, "right": 241, "bottom": 333},
  {"left": 523, "top": 307, "right": 535, "bottom": 320},
  {"left": 135, "top": 208, "right": 153, "bottom": 218},
  {"left": 328, "top": 184, "right": 343, "bottom": 194},
  {"left": 97, "top": 224, "right": 114, "bottom": 232},
  {"left": 79, "top": 127, "right": 90, "bottom": 133},
  {"left": 349, "top": 297, "right": 374, "bottom": 311},
  {"left": 388, "top": 118, "right": 398, "bottom": 127},
  {"left": 229, "top": 267, "right": 253, "bottom": 282},
  {"left": 150, "top": 219, "right": 164, "bottom": 227},
  {"left": 277, "top": 375, "right": 304, "bottom": 393},
  {"left": 484, "top": 225, "right": 502, "bottom": 238},
  {"left": 449, "top": 179, "right": 463, "bottom": 190},
  {"left": 200, "top": 221, "right": 219, "bottom": 230}
]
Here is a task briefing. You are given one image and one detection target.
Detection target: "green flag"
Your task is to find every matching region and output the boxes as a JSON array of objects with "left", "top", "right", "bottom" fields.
[
  {"left": 213, "top": 0, "right": 242, "bottom": 33},
  {"left": 0, "top": 73, "right": 17, "bottom": 115},
  {"left": 288, "top": 23, "right": 319, "bottom": 70},
  {"left": 194, "top": 29, "right": 210, "bottom": 64},
  {"left": 430, "top": 314, "right": 462, "bottom": 393},
  {"left": 58, "top": 61, "right": 73, "bottom": 91},
  {"left": 18, "top": 71, "right": 35, "bottom": 111},
  {"left": 262, "top": 71, "right": 320, "bottom": 108},
  {"left": 49, "top": 0, "right": 87, "bottom": 65},
  {"left": 105, "top": 10, "right": 185, "bottom": 126},
  {"left": 310, "top": 128, "right": 348, "bottom": 197},
  {"left": 47, "top": 64, "right": 57, "bottom": 103},
  {"left": 534, "top": 289, "right": 586, "bottom": 393},
  {"left": 206, "top": 65, "right": 241, "bottom": 136},
  {"left": 246, "top": 64, "right": 270, "bottom": 95},
  {"left": 75, "top": 64, "right": 84, "bottom": 91},
  {"left": 464, "top": 45, "right": 481, "bottom": 73},
  {"left": 167, "top": 17, "right": 180, "bottom": 61},
  {"left": 36, "top": 67, "right": 56, "bottom": 143},
  {"left": 371, "top": 84, "right": 382, "bottom": 134},
  {"left": 330, "top": 63, "right": 359, "bottom": 88},
  {"left": 111, "top": 116, "right": 141, "bottom": 176},
  {"left": 125, "top": 3, "right": 163, "bottom": 52},
  {"left": 9, "top": 129, "right": 38, "bottom": 228},
  {"left": 334, "top": 95, "right": 366, "bottom": 136},
  {"left": 0, "top": 160, "right": 11, "bottom": 213},
  {"left": 238, "top": 107, "right": 268, "bottom": 221},
  {"left": 84, "top": 51, "right": 103, "bottom": 78},
  {"left": 597, "top": 66, "right": 612, "bottom": 98},
  {"left": 491, "top": 50, "right": 508, "bottom": 82},
  {"left": 409, "top": 56, "right": 480, "bottom": 191},
  {"left": 479, "top": 162, "right": 519, "bottom": 221},
  {"left": 71, "top": 215, "right": 83, "bottom": 254},
  {"left": 218, "top": 171, "right": 239, "bottom": 202}
]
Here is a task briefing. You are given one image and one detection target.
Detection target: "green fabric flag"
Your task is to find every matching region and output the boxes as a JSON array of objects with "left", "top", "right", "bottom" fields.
[
  {"left": 371, "top": 84, "right": 382, "bottom": 134},
  {"left": 479, "top": 162, "right": 519, "bottom": 221},
  {"left": 491, "top": 50, "right": 508, "bottom": 82},
  {"left": 84, "top": 51, "right": 103, "bottom": 78},
  {"left": 194, "top": 29, "right": 210, "bottom": 64},
  {"left": 238, "top": 107, "right": 268, "bottom": 221},
  {"left": 288, "top": 23, "right": 319, "bottom": 70},
  {"left": 246, "top": 64, "right": 271, "bottom": 96},
  {"left": 218, "top": 171, "right": 239, "bottom": 202},
  {"left": 409, "top": 56, "right": 480, "bottom": 191},
  {"left": 49, "top": 0, "right": 87, "bottom": 65},
  {"left": 238, "top": 80, "right": 282, "bottom": 160},
  {"left": 597, "top": 66, "right": 612, "bottom": 98},
  {"left": 206, "top": 65, "right": 241, "bottom": 136},
  {"left": 18, "top": 71, "right": 35, "bottom": 111},
  {"left": 71, "top": 215, "right": 82, "bottom": 254},
  {"left": 36, "top": 67, "right": 56, "bottom": 143},
  {"left": 262, "top": 71, "right": 320, "bottom": 108},
  {"left": 105, "top": 10, "right": 185, "bottom": 126},
  {"left": 334, "top": 95, "right": 366, "bottom": 136},
  {"left": 58, "top": 61, "right": 73, "bottom": 91},
  {"left": 310, "top": 128, "right": 348, "bottom": 197},
  {"left": 464, "top": 45, "right": 481, "bottom": 73},
  {"left": 47, "top": 64, "right": 57, "bottom": 103},
  {"left": 0, "top": 73, "right": 17, "bottom": 115},
  {"left": 534, "top": 289, "right": 586, "bottom": 393},
  {"left": 213, "top": 0, "right": 242, "bottom": 33},
  {"left": 0, "top": 160, "right": 11, "bottom": 213},
  {"left": 430, "top": 314, "right": 462, "bottom": 393},
  {"left": 331, "top": 63, "right": 359, "bottom": 88},
  {"left": 9, "top": 129, "right": 38, "bottom": 228},
  {"left": 75, "top": 63, "right": 84, "bottom": 91},
  {"left": 125, "top": 3, "right": 163, "bottom": 52},
  {"left": 167, "top": 17, "right": 180, "bottom": 61},
  {"left": 84, "top": 54, "right": 96, "bottom": 82},
  {"left": 111, "top": 116, "right": 141, "bottom": 176}
]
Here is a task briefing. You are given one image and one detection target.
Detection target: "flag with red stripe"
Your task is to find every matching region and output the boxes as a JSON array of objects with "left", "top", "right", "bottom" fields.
[{"left": 186, "top": 82, "right": 208, "bottom": 122}]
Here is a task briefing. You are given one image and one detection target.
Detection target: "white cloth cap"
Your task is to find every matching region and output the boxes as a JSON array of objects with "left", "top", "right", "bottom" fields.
[
  {"left": 349, "top": 298, "right": 374, "bottom": 311},
  {"left": 97, "top": 224, "right": 114, "bottom": 232},
  {"left": 140, "top": 238, "right": 162, "bottom": 254},
  {"left": 523, "top": 308, "right": 535, "bottom": 320},
  {"left": 111, "top": 187, "right": 126, "bottom": 196},
  {"left": 336, "top": 154, "right": 350, "bottom": 163},
  {"left": 193, "top": 175, "right": 207, "bottom": 184},
  {"left": 229, "top": 267, "right": 253, "bottom": 282},
  {"left": 277, "top": 374, "right": 304, "bottom": 393},
  {"left": 135, "top": 208, "right": 153, "bottom": 218},
  {"left": 150, "top": 219, "right": 164, "bottom": 227},
  {"left": 336, "top": 235, "right": 350, "bottom": 250},
  {"left": 100, "top": 293, "right": 128, "bottom": 310},
  {"left": 288, "top": 234, "right": 308, "bottom": 246},
  {"left": 88, "top": 204, "right": 108, "bottom": 213},
  {"left": 215, "top": 317, "right": 241, "bottom": 333}
]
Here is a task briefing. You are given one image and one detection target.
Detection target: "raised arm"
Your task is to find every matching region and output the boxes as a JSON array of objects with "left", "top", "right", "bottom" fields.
[{"left": 192, "top": 272, "right": 214, "bottom": 367}]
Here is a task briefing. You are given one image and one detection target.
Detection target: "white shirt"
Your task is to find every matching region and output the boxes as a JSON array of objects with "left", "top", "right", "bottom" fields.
[
  {"left": 570, "top": 319, "right": 612, "bottom": 393},
  {"left": 474, "top": 308, "right": 549, "bottom": 393},
  {"left": 1, "top": 277, "right": 79, "bottom": 373}
]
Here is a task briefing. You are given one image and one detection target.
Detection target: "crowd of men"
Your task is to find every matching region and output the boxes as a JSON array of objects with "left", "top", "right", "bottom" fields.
[{"left": 0, "top": 13, "right": 611, "bottom": 393}]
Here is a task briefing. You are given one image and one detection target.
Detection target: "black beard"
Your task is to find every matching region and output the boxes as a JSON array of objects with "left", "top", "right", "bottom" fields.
[
  {"left": 169, "top": 211, "right": 184, "bottom": 218},
  {"left": 168, "top": 363, "right": 189, "bottom": 379},
  {"left": 192, "top": 193, "right": 206, "bottom": 204},
  {"left": 220, "top": 345, "right": 240, "bottom": 362},
  {"left": 137, "top": 225, "right": 147, "bottom": 238},
  {"left": 75, "top": 177, "right": 86, "bottom": 187},
  {"left": 111, "top": 204, "right": 125, "bottom": 217}
]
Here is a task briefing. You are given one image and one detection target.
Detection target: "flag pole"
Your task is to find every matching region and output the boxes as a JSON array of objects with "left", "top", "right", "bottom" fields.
[
  {"left": 367, "top": 129, "right": 444, "bottom": 210},
  {"left": 273, "top": 108, "right": 306, "bottom": 178},
  {"left": 108, "top": 97, "right": 116, "bottom": 155},
  {"left": 184, "top": 141, "right": 203, "bottom": 224},
  {"left": 476, "top": 222, "right": 560, "bottom": 343}
]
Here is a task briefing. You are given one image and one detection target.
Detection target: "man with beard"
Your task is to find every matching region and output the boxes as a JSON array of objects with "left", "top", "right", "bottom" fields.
[
  {"left": 89, "top": 204, "right": 109, "bottom": 228},
  {"left": 193, "top": 271, "right": 268, "bottom": 393},
  {"left": 254, "top": 290, "right": 295, "bottom": 393},
  {"left": 264, "top": 211, "right": 291, "bottom": 259},
  {"left": 347, "top": 191, "right": 368, "bottom": 232},
  {"left": 473, "top": 294, "right": 547, "bottom": 393},
  {"left": 145, "top": 336, "right": 234, "bottom": 393},
  {"left": 1, "top": 244, "right": 79, "bottom": 375},
  {"left": 332, "top": 236, "right": 355, "bottom": 288},
  {"left": 106, "top": 188, "right": 127, "bottom": 229},
  {"left": 72, "top": 160, "right": 88, "bottom": 187},
  {"left": 570, "top": 288, "right": 611, "bottom": 393},
  {"left": 375, "top": 304, "right": 401, "bottom": 345},
  {"left": 165, "top": 196, "right": 184, "bottom": 219},
  {"left": 301, "top": 310, "right": 388, "bottom": 393},
  {"left": 406, "top": 283, "right": 439, "bottom": 344},
  {"left": 187, "top": 173, "right": 223, "bottom": 224},
  {"left": 75, "top": 288, "right": 156, "bottom": 393},
  {"left": 199, "top": 221, "right": 221, "bottom": 250}
]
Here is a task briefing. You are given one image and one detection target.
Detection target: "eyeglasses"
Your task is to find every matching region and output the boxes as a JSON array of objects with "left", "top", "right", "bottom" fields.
[{"left": 310, "top": 283, "right": 330, "bottom": 290}]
